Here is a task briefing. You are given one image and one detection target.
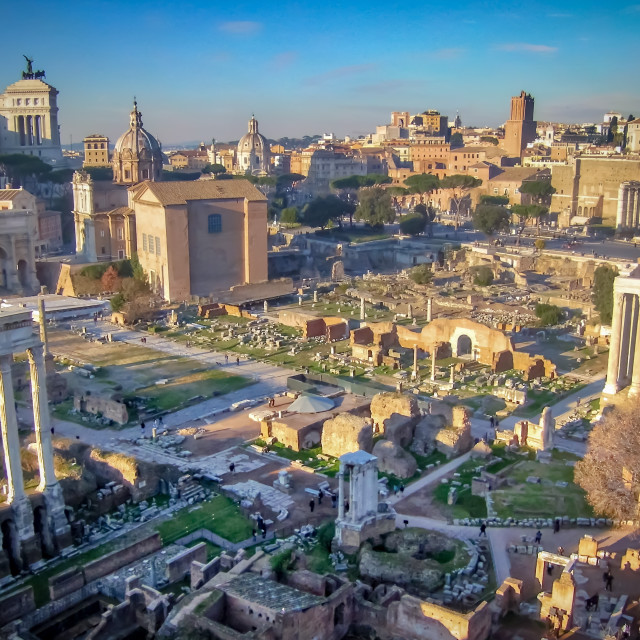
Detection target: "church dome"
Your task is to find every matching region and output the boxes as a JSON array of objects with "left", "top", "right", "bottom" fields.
[
  {"left": 114, "top": 101, "right": 161, "bottom": 155},
  {"left": 236, "top": 116, "right": 270, "bottom": 176}
]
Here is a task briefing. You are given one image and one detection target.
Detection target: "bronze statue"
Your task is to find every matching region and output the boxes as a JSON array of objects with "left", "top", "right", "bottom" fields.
[{"left": 23, "top": 55, "right": 33, "bottom": 74}]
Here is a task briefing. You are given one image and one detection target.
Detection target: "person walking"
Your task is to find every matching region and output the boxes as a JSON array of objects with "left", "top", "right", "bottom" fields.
[
  {"left": 318, "top": 491, "right": 323, "bottom": 506},
  {"left": 229, "top": 462, "right": 235, "bottom": 474},
  {"left": 309, "top": 498, "right": 315, "bottom": 513},
  {"left": 604, "top": 570, "right": 613, "bottom": 592},
  {"left": 553, "top": 519, "right": 560, "bottom": 534},
  {"left": 399, "top": 484, "right": 404, "bottom": 495},
  {"left": 225, "top": 354, "right": 229, "bottom": 365},
  {"left": 535, "top": 530, "right": 542, "bottom": 544},
  {"left": 236, "top": 356, "right": 240, "bottom": 366},
  {"left": 479, "top": 522, "right": 487, "bottom": 537}
]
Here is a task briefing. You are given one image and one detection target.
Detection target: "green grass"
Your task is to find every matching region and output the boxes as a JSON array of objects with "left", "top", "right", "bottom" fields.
[
  {"left": 155, "top": 495, "right": 254, "bottom": 545},
  {"left": 260, "top": 442, "right": 341, "bottom": 475},
  {"left": 315, "top": 228, "right": 392, "bottom": 244},
  {"left": 490, "top": 454, "right": 592, "bottom": 520},
  {"left": 133, "top": 369, "right": 251, "bottom": 412},
  {"left": 410, "top": 449, "right": 447, "bottom": 470}
]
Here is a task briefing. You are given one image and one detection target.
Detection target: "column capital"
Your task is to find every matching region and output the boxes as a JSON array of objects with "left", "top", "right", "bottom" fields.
[
  {"left": 0, "top": 354, "right": 13, "bottom": 372},
  {"left": 26, "top": 342, "right": 45, "bottom": 362}
]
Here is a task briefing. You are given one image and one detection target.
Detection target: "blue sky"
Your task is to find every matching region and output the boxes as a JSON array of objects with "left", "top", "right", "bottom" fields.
[{"left": 1, "top": 0, "right": 639, "bottom": 145}]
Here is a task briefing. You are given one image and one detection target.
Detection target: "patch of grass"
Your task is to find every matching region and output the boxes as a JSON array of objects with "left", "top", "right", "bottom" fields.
[
  {"left": 155, "top": 495, "right": 254, "bottom": 544},
  {"left": 408, "top": 449, "right": 447, "bottom": 470},
  {"left": 133, "top": 369, "right": 251, "bottom": 412}
]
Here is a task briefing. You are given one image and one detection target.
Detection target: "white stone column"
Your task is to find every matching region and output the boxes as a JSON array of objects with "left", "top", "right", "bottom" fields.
[
  {"left": 27, "top": 345, "right": 56, "bottom": 492},
  {"left": 635, "top": 187, "right": 640, "bottom": 229},
  {"left": 431, "top": 347, "right": 436, "bottom": 381},
  {"left": 628, "top": 314, "right": 640, "bottom": 398},
  {"left": 0, "top": 354, "right": 34, "bottom": 539},
  {"left": 619, "top": 294, "right": 634, "bottom": 386},
  {"left": 338, "top": 464, "right": 345, "bottom": 520},
  {"left": 617, "top": 183, "right": 629, "bottom": 229},
  {"left": 626, "top": 295, "right": 639, "bottom": 381},
  {"left": 427, "top": 298, "right": 433, "bottom": 323},
  {"left": 604, "top": 289, "right": 625, "bottom": 395}
]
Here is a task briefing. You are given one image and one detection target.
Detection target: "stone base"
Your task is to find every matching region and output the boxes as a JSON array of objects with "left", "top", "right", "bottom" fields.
[
  {"left": 334, "top": 514, "right": 397, "bottom": 554},
  {"left": 21, "top": 535, "right": 42, "bottom": 570},
  {"left": 54, "top": 528, "right": 74, "bottom": 553}
]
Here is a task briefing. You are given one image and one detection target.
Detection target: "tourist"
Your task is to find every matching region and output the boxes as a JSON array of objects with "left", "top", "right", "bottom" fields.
[
  {"left": 331, "top": 494, "right": 337, "bottom": 508},
  {"left": 399, "top": 484, "right": 405, "bottom": 495},
  {"left": 141, "top": 421, "right": 145, "bottom": 431},
  {"left": 604, "top": 570, "right": 613, "bottom": 592},
  {"left": 547, "top": 564, "right": 554, "bottom": 576},
  {"left": 557, "top": 546, "right": 565, "bottom": 556},
  {"left": 225, "top": 354, "right": 229, "bottom": 364},
  {"left": 489, "top": 416, "right": 495, "bottom": 428},
  {"left": 229, "top": 462, "right": 235, "bottom": 474},
  {"left": 318, "top": 491, "right": 323, "bottom": 505},
  {"left": 236, "top": 356, "right": 240, "bottom": 366},
  {"left": 309, "top": 498, "right": 315, "bottom": 513},
  {"left": 554, "top": 518, "right": 560, "bottom": 534},
  {"left": 535, "top": 530, "right": 542, "bottom": 544},
  {"left": 344, "top": 500, "right": 349, "bottom": 514},
  {"left": 585, "top": 593, "right": 599, "bottom": 611},
  {"left": 479, "top": 522, "right": 487, "bottom": 537}
]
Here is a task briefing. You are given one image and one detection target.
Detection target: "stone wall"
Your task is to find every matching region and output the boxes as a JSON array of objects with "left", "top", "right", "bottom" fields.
[
  {"left": 191, "top": 556, "right": 221, "bottom": 590},
  {"left": 321, "top": 413, "right": 372, "bottom": 458},
  {"left": 0, "top": 586, "right": 36, "bottom": 626},
  {"left": 74, "top": 392, "right": 129, "bottom": 424},
  {"left": 166, "top": 542, "right": 207, "bottom": 583},
  {"left": 387, "top": 596, "right": 491, "bottom": 640}
]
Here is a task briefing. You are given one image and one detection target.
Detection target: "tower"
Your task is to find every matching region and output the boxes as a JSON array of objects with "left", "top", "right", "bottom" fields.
[
  {"left": 236, "top": 115, "right": 270, "bottom": 176},
  {"left": 503, "top": 91, "right": 537, "bottom": 159},
  {"left": 83, "top": 134, "right": 110, "bottom": 167}
]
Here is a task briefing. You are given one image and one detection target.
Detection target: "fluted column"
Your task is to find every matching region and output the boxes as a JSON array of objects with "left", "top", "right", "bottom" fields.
[
  {"left": 619, "top": 294, "right": 634, "bottom": 386},
  {"left": 338, "top": 463, "right": 345, "bottom": 520},
  {"left": 626, "top": 295, "right": 639, "bottom": 381},
  {"left": 628, "top": 307, "right": 640, "bottom": 397},
  {"left": 27, "top": 345, "right": 56, "bottom": 492},
  {"left": 0, "top": 355, "right": 34, "bottom": 539},
  {"left": 604, "top": 290, "right": 625, "bottom": 395}
]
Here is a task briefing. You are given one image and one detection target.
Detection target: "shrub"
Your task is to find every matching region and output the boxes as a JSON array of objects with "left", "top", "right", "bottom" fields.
[
  {"left": 399, "top": 213, "right": 427, "bottom": 236},
  {"left": 471, "top": 266, "right": 494, "bottom": 286},
  {"left": 270, "top": 549, "right": 293, "bottom": 579},
  {"left": 409, "top": 264, "right": 433, "bottom": 285},
  {"left": 535, "top": 303, "right": 563, "bottom": 326},
  {"left": 110, "top": 293, "right": 125, "bottom": 312}
]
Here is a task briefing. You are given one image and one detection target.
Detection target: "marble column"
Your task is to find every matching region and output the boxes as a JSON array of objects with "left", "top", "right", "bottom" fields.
[
  {"left": 431, "top": 347, "right": 436, "bottom": 381},
  {"left": 618, "top": 294, "right": 634, "bottom": 386},
  {"left": 0, "top": 355, "right": 34, "bottom": 540},
  {"left": 28, "top": 344, "right": 70, "bottom": 541},
  {"left": 38, "top": 297, "right": 49, "bottom": 356},
  {"left": 412, "top": 345, "right": 418, "bottom": 380},
  {"left": 360, "top": 297, "right": 365, "bottom": 321},
  {"left": 338, "top": 464, "right": 345, "bottom": 520},
  {"left": 626, "top": 295, "right": 639, "bottom": 381},
  {"left": 628, "top": 322, "right": 640, "bottom": 398},
  {"left": 427, "top": 298, "right": 432, "bottom": 323},
  {"left": 604, "top": 290, "right": 625, "bottom": 395}
]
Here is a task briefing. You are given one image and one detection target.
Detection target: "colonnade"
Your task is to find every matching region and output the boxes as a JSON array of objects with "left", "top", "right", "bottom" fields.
[
  {"left": 603, "top": 276, "right": 640, "bottom": 398},
  {"left": 0, "top": 307, "right": 69, "bottom": 569},
  {"left": 616, "top": 181, "right": 640, "bottom": 230}
]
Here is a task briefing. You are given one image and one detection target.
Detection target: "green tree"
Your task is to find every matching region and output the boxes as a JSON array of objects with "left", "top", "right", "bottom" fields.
[
  {"left": 480, "top": 136, "right": 499, "bottom": 145},
  {"left": 518, "top": 180, "right": 556, "bottom": 205},
  {"left": 535, "top": 303, "right": 563, "bottom": 326},
  {"left": 202, "top": 163, "right": 226, "bottom": 175},
  {"left": 302, "top": 195, "right": 353, "bottom": 229},
  {"left": 280, "top": 207, "right": 298, "bottom": 225},
  {"left": 534, "top": 238, "right": 546, "bottom": 253},
  {"left": 408, "top": 264, "right": 433, "bottom": 285},
  {"left": 450, "top": 132, "right": 464, "bottom": 148},
  {"left": 110, "top": 293, "right": 125, "bottom": 312},
  {"left": 0, "top": 153, "right": 52, "bottom": 186},
  {"left": 510, "top": 203, "right": 530, "bottom": 229},
  {"left": 471, "top": 266, "right": 494, "bottom": 286},
  {"left": 593, "top": 264, "right": 618, "bottom": 324},
  {"left": 403, "top": 173, "right": 440, "bottom": 201},
  {"left": 480, "top": 195, "right": 509, "bottom": 206},
  {"left": 472, "top": 204, "right": 510, "bottom": 237},
  {"left": 400, "top": 213, "right": 427, "bottom": 236},
  {"left": 84, "top": 166, "right": 114, "bottom": 181},
  {"left": 440, "top": 175, "right": 482, "bottom": 230},
  {"left": 354, "top": 187, "right": 395, "bottom": 227}
]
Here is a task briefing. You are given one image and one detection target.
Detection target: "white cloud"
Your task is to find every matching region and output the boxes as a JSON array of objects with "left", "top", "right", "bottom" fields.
[
  {"left": 218, "top": 21, "right": 262, "bottom": 35},
  {"left": 496, "top": 43, "right": 558, "bottom": 53}
]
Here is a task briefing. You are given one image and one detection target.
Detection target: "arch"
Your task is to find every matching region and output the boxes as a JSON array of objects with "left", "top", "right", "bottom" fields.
[
  {"left": 17, "top": 259, "right": 28, "bottom": 288},
  {"left": 456, "top": 334, "right": 473, "bottom": 357},
  {"left": 1, "top": 519, "right": 22, "bottom": 576}
]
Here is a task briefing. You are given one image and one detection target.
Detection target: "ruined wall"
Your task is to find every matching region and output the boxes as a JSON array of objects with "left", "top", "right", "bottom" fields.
[
  {"left": 322, "top": 414, "right": 372, "bottom": 458},
  {"left": 0, "top": 586, "right": 36, "bottom": 626},
  {"left": 387, "top": 596, "right": 491, "bottom": 640},
  {"left": 74, "top": 393, "right": 128, "bottom": 424},
  {"left": 166, "top": 542, "right": 207, "bottom": 583}
]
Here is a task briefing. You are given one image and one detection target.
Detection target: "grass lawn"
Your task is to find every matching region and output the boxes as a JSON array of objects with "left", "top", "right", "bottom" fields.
[
  {"left": 315, "top": 228, "right": 392, "bottom": 244},
  {"left": 155, "top": 494, "right": 254, "bottom": 545},
  {"left": 255, "top": 441, "right": 341, "bottom": 475},
  {"left": 491, "top": 453, "right": 592, "bottom": 520},
  {"left": 133, "top": 369, "right": 251, "bottom": 412}
]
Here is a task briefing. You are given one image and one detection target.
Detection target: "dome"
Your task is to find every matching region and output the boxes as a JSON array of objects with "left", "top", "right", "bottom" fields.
[
  {"left": 112, "top": 101, "right": 163, "bottom": 185},
  {"left": 236, "top": 116, "right": 270, "bottom": 176},
  {"left": 114, "top": 101, "right": 161, "bottom": 155}
]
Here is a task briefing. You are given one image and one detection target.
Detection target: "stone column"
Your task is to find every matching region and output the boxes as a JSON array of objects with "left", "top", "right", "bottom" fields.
[
  {"left": 338, "top": 464, "right": 345, "bottom": 520},
  {"left": 38, "top": 297, "right": 49, "bottom": 356},
  {"left": 412, "top": 345, "right": 418, "bottom": 380},
  {"left": 618, "top": 294, "right": 634, "bottom": 386},
  {"left": 27, "top": 344, "right": 70, "bottom": 542},
  {"left": 0, "top": 354, "right": 34, "bottom": 540},
  {"left": 431, "top": 347, "right": 436, "bottom": 381},
  {"left": 629, "top": 304, "right": 640, "bottom": 398},
  {"left": 349, "top": 465, "right": 357, "bottom": 523},
  {"left": 7, "top": 236, "right": 19, "bottom": 292},
  {"left": 616, "top": 183, "right": 629, "bottom": 229},
  {"left": 360, "top": 297, "right": 365, "bottom": 321},
  {"left": 427, "top": 298, "right": 432, "bottom": 323},
  {"left": 74, "top": 213, "right": 83, "bottom": 254},
  {"left": 635, "top": 186, "right": 640, "bottom": 229},
  {"left": 603, "top": 289, "right": 625, "bottom": 395},
  {"left": 626, "top": 295, "right": 639, "bottom": 381}
]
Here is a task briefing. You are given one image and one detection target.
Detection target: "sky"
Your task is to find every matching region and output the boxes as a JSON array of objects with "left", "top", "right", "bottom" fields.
[{"left": 1, "top": 0, "right": 639, "bottom": 146}]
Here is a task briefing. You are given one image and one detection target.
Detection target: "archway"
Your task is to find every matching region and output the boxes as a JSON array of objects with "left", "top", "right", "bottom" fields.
[
  {"left": 17, "top": 259, "right": 27, "bottom": 288},
  {"left": 1, "top": 519, "right": 22, "bottom": 576},
  {"left": 456, "top": 335, "right": 473, "bottom": 357}
]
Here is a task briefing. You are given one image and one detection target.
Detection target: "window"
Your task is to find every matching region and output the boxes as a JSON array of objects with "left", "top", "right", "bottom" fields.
[
  {"left": 155, "top": 237, "right": 161, "bottom": 256},
  {"left": 100, "top": 230, "right": 105, "bottom": 238},
  {"left": 142, "top": 233, "right": 147, "bottom": 251},
  {"left": 208, "top": 214, "right": 222, "bottom": 233},
  {"left": 118, "top": 228, "right": 123, "bottom": 240},
  {"left": 34, "top": 98, "right": 38, "bottom": 105}
]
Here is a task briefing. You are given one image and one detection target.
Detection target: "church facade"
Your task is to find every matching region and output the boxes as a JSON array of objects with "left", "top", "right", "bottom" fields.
[{"left": 0, "top": 58, "right": 63, "bottom": 165}]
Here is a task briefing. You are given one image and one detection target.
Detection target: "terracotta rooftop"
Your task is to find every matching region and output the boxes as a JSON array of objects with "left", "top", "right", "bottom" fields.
[{"left": 133, "top": 179, "right": 267, "bottom": 205}]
